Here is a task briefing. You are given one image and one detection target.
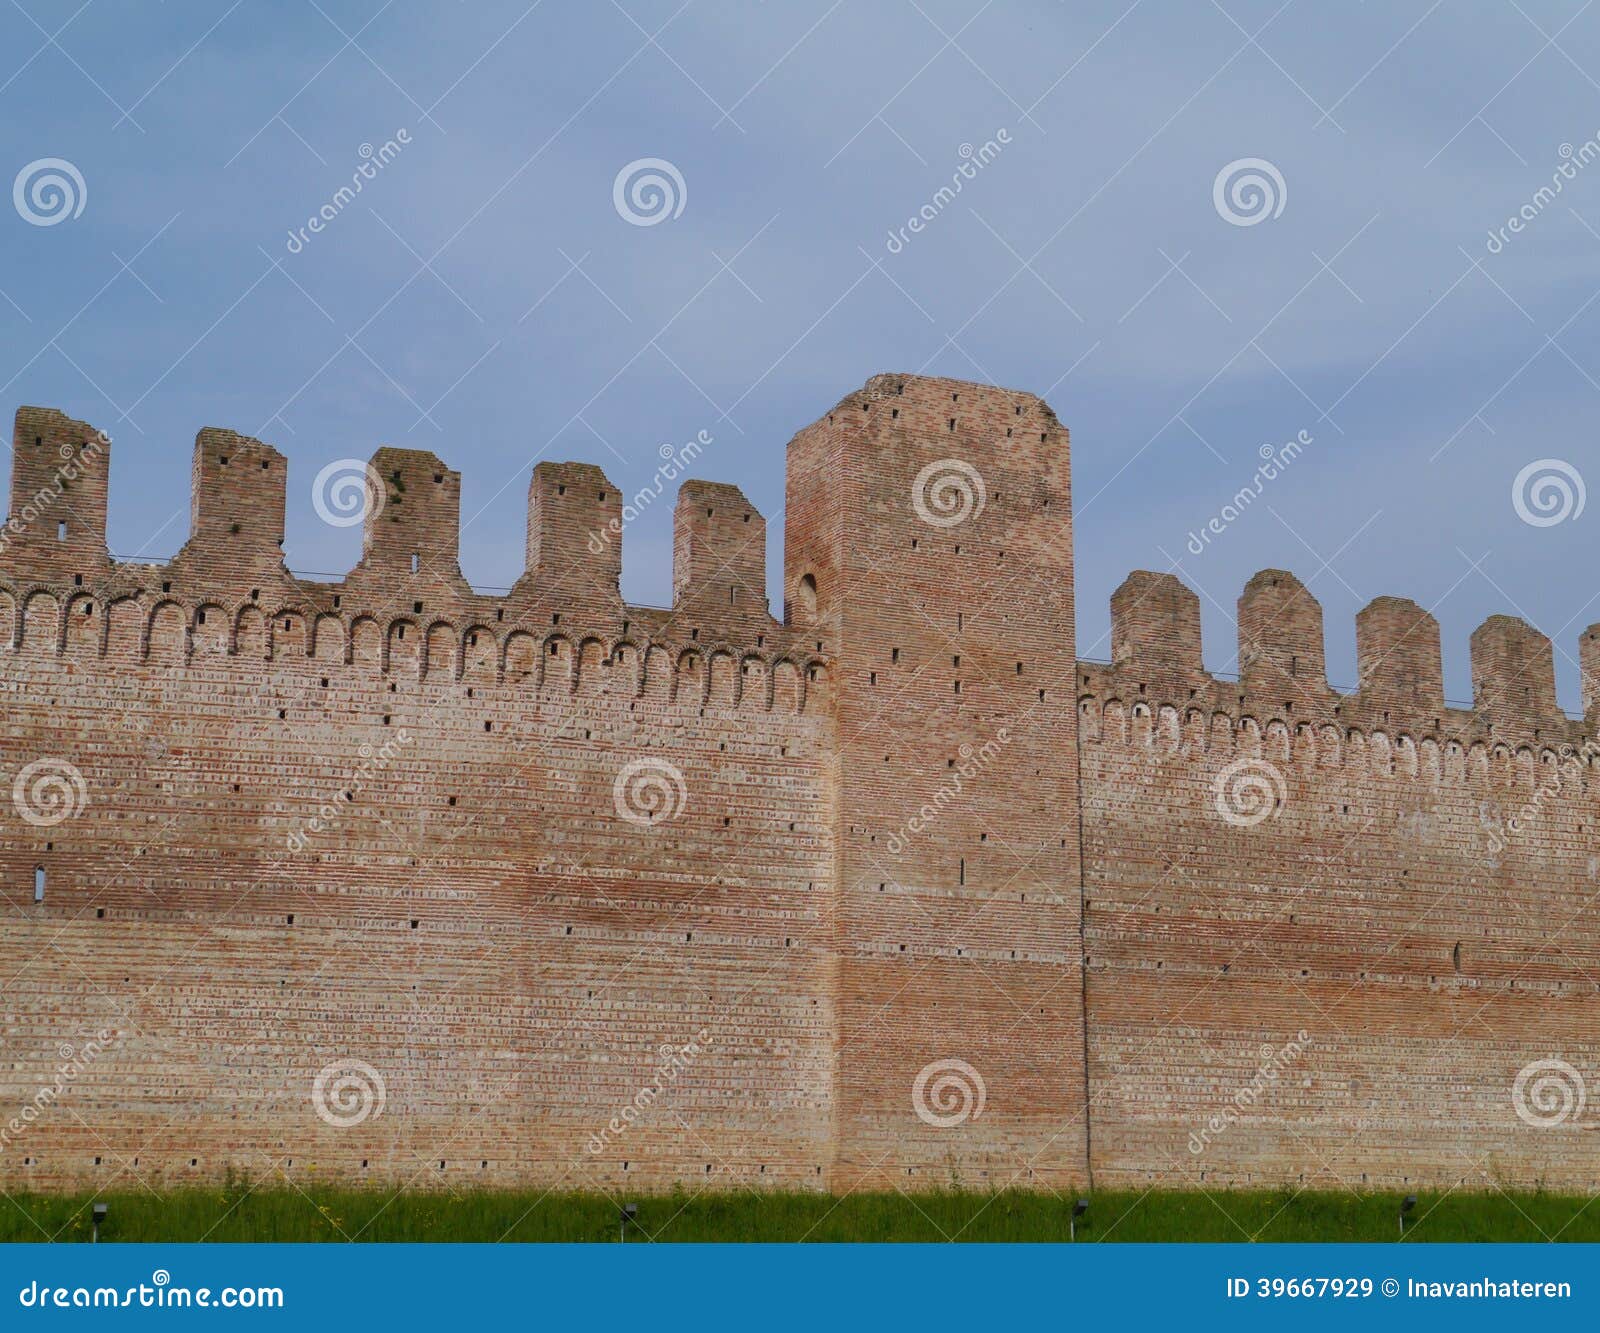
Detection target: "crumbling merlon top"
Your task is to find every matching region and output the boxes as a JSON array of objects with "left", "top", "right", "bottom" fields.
[{"left": 673, "top": 480, "right": 767, "bottom": 614}]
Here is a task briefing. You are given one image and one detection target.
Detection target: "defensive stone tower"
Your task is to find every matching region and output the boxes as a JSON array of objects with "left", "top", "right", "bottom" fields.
[{"left": 784, "top": 372, "right": 1086, "bottom": 1190}]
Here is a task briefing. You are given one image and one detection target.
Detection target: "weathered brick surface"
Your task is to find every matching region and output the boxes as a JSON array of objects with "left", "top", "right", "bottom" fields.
[{"left": 0, "top": 376, "right": 1593, "bottom": 1197}]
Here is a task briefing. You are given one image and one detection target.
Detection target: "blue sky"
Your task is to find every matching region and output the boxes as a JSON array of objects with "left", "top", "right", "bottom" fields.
[{"left": 2, "top": 0, "right": 1598, "bottom": 709}]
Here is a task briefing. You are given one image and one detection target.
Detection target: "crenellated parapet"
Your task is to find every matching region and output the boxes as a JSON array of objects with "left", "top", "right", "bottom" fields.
[
  {"left": 1088, "top": 566, "right": 1597, "bottom": 790},
  {"left": 0, "top": 407, "right": 824, "bottom": 709},
  {"left": 1584, "top": 623, "right": 1600, "bottom": 723}
]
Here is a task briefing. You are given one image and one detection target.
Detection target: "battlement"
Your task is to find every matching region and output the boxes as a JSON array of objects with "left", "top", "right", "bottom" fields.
[
  {"left": 0, "top": 406, "right": 819, "bottom": 684},
  {"left": 1089, "top": 568, "right": 1593, "bottom": 768}
]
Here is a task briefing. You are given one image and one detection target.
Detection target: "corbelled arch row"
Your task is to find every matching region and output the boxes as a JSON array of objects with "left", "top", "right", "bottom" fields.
[{"left": 0, "top": 584, "right": 822, "bottom": 714}]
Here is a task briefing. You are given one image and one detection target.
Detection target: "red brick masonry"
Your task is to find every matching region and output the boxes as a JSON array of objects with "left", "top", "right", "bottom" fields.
[{"left": 0, "top": 373, "right": 1594, "bottom": 1195}]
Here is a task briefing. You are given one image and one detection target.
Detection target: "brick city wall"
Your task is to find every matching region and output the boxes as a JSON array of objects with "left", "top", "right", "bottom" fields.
[{"left": 0, "top": 374, "right": 1595, "bottom": 1196}]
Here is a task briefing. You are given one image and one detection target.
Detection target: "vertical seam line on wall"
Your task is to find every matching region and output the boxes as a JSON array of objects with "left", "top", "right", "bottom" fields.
[{"left": 1073, "top": 674, "right": 1094, "bottom": 1191}]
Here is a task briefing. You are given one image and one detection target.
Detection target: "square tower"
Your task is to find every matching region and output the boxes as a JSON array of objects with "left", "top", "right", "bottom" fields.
[{"left": 784, "top": 373, "right": 1086, "bottom": 1191}]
